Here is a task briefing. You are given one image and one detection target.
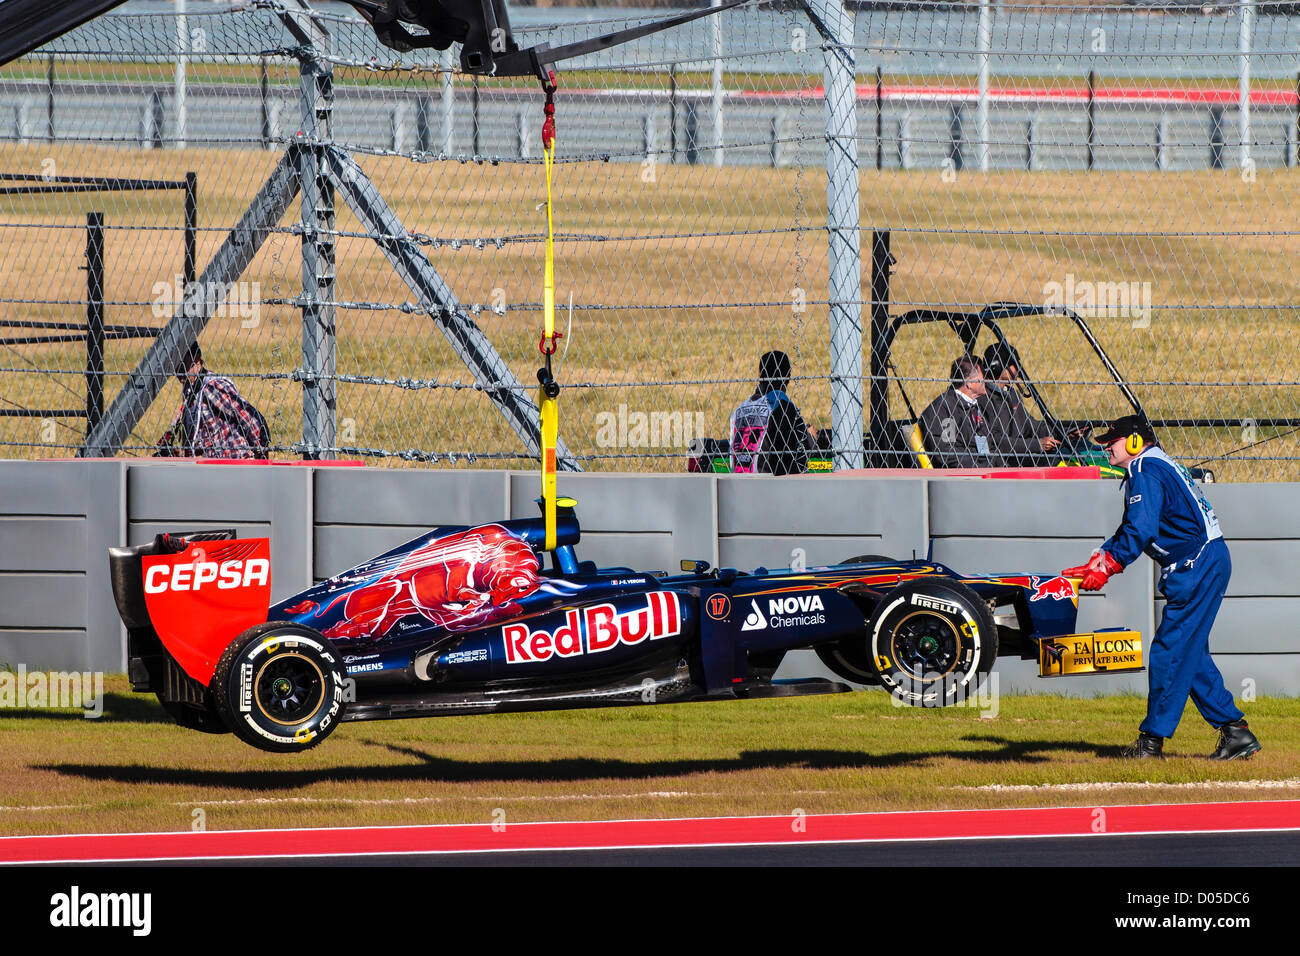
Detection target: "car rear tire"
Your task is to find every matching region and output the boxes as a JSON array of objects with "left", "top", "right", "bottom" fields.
[
  {"left": 867, "top": 579, "right": 997, "bottom": 707},
  {"left": 210, "top": 622, "right": 347, "bottom": 753}
]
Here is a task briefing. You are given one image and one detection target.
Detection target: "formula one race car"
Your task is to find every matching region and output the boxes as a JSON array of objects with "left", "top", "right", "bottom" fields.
[{"left": 109, "top": 500, "right": 1143, "bottom": 752}]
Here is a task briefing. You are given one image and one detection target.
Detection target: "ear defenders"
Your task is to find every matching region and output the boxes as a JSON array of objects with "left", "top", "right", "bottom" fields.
[{"left": 1125, "top": 432, "right": 1145, "bottom": 456}]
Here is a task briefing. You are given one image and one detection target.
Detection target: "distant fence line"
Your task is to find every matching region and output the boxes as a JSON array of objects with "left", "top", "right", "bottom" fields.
[{"left": 7, "top": 69, "right": 1300, "bottom": 171}]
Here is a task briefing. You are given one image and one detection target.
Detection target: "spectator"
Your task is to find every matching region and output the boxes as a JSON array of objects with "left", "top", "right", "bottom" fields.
[
  {"left": 154, "top": 342, "right": 270, "bottom": 459},
  {"left": 982, "top": 341, "right": 1059, "bottom": 465},
  {"left": 729, "top": 350, "right": 815, "bottom": 475},
  {"left": 918, "top": 354, "right": 993, "bottom": 468}
]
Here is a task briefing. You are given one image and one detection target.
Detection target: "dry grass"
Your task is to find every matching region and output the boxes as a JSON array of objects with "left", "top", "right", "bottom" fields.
[
  {"left": 2, "top": 141, "right": 1299, "bottom": 478},
  {"left": 1, "top": 675, "right": 1295, "bottom": 836}
]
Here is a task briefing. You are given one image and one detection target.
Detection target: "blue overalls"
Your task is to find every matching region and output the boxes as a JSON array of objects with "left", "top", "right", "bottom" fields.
[{"left": 1102, "top": 448, "right": 1243, "bottom": 739}]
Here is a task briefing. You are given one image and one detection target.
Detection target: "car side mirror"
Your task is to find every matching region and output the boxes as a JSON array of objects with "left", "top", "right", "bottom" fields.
[{"left": 681, "top": 559, "right": 710, "bottom": 575}]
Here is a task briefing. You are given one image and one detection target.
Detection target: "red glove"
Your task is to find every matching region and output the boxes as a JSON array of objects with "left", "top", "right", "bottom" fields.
[{"left": 1062, "top": 551, "right": 1122, "bottom": 592}]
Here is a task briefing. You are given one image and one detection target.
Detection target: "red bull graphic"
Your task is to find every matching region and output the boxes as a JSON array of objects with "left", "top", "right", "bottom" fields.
[
  {"left": 503, "top": 591, "right": 682, "bottom": 664},
  {"left": 1029, "top": 575, "right": 1077, "bottom": 602},
  {"left": 289, "top": 525, "right": 542, "bottom": 642}
]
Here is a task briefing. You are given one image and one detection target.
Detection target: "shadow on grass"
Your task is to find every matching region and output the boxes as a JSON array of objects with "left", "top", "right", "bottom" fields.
[
  {"left": 39, "top": 736, "right": 1104, "bottom": 790},
  {"left": 0, "top": 693, "right": 170, "bottom": 724}
]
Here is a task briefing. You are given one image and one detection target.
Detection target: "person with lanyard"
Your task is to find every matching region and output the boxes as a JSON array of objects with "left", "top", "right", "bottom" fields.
[
  {"left": 1063, "top": 415, "right": 1260, "bottom": 760},
  {"left": 918, "top": 354, "right": 994, "bottom": 468}
]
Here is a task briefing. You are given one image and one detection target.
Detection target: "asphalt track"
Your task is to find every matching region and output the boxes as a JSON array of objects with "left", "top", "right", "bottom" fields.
[
  {"left": 3, "top": 799, "right": 1299, "bottom": 866},
  {"left": 171, "top": 831, "right": 1300, "bottom": 866}
]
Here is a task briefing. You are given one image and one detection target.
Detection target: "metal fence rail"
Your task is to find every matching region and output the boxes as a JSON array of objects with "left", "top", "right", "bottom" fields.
[{"left": 2, "top": 1, "right": 1300, "bottom": 479}]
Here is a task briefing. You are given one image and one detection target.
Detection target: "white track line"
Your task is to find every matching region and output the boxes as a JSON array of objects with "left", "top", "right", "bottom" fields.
[{"left": 956, "top": 778, "right": 1300, "bottom": 793}]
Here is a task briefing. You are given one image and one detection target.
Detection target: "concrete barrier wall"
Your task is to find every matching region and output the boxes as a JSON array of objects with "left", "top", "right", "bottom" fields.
[{"left": 2, "top": 460, "right": 1296, "bottom": 696}]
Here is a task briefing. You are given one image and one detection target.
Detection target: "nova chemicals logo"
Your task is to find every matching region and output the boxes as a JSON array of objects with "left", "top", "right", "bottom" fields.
[
  {"left": 741, "top": 600, "right": 767, "bottom": 631},
  {"left": 766, "top": 594, "right": 826, "bottom": 628}
]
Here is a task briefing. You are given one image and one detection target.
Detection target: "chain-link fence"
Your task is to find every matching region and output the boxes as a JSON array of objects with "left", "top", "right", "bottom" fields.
[{"left": 2, "top": 0, "right": 1299, "bottom": 479}]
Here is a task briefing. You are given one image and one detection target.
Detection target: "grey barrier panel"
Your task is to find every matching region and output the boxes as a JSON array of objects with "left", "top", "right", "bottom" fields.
[
  {"left": 1209, "top": 599, "right": 1300, "bottom": 654},
  {"left": 127, "top": 463, "right": 313, "bottom": 603},
  {"left": 1214, "top": 656, "right": 1300, "bottom": 704},
  {"left": 510, "top": 473, "right": 715, "bottom": 571},
  {"left": 0, "top": 460, "right": 125, "bottom": 672},
  {"left": 312, "top": 469, "right": 510, "bottom": 580},
  {"left": 716, "top": 476, "right": 927, "bottom": 569},
  {"left": 1152, "top": 485, "right": 1300, "bottom": 662}
]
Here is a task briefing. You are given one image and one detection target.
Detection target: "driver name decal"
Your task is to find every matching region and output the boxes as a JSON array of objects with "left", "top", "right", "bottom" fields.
[{"left": 503, "top": 591, "right": 682, "bottom": 664}]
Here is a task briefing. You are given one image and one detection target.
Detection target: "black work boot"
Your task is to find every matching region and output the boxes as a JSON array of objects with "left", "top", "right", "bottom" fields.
[
  {"left": 1120, "top": 732, "right": 1164, "bottom": 759},
  {"left": 1209, "top": 720, "right": 1261, "bottom": 760}
]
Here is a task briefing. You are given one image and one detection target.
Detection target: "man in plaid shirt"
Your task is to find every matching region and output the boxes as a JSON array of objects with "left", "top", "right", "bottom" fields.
[{"left": 155, "top": 343, "right": 269, "bottom": 459}]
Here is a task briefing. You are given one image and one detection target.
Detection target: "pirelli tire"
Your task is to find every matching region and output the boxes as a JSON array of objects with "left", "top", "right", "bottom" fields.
[
  {"left": 210, "top": 622, "right": 347, "bottom": 753},
  {"left": 867, "top": 578, "right": 997, "bottom": 708}
]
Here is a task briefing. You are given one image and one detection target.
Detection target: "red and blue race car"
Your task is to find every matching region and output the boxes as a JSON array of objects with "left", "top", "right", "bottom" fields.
[{"left": 109, "top": 499, "right": 1142, "bottom": 752}]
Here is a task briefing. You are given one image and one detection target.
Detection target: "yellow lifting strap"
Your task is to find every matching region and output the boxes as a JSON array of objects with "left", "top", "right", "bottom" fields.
[{"left": 538, "top": 73, "right": 561, "bottom": 550}]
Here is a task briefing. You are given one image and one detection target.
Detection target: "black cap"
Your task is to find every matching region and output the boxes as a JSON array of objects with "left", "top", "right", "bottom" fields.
[
  {"left": 759, "top": 350, "right": 791, "bottom": 383},
  {"left": 175, "top": 341, "right": 202, "bottom": 375},
  {"left": 983, "top": 341, "right": 1022, "bottom": 378},
  {"left": 1094, "top": 414, "right": 1156, "bottom": 447}
]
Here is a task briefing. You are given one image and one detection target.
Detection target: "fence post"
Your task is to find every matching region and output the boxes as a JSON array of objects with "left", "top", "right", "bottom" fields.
[
  {"left": 868, "top": 228, "right": 891, "bottom": 462},
  {"left": 669, "top": 66, "right": 678, "bottom": 164},
  {"left": 441, "top": 48, "right": 455, "bottom": 155},
  {"left": 416, "top": 96, "right": 431, "bottom": 151},
  {"left": 685, "top": 98, "right": 699, "bottom": 165},
  {"left": 298, "top": 29, "right": 336, "bottom": 459},
  {"left": 712, "top": 0, "right": 725, "bottom": 167},
  {"left": 260, "top": 59, "right": 273, "bottom": 149},
  {"left": 1210, "top": 105, "right": 1225, "bottom": 169},
  {"left": 897, "top": 109, "right": 911, "bottom": 169},
  {"left": 1239, "top": 0, "right": 1252, "bottom": 173},
  {"left": 184, "top": 171, "right": 197, "bottom": 289},
  {"left": 85, "top": 212, "right": 105, "bottom": 437},
  {"left": 771, "top": 114, "right": 782, "bottom": 167},
  {"left": 517, "top": 108, "right": 530, "bottom": 159},
  {"left": 142, "top": 91, "right": 164, "bottom": 149},
  {"left": 175, "top": 0, "right": 187, "bottom": 150},
  {"left": 977, "top": 0, "right": 991, "bottom": 172},
  {"left": 391, "top": 103, "right": 411, "bottom": 153},
  {"left": 471, "top": 74, "right": 480, "bottom": 156},
  {"left": 1086, "top": 69, "right": 1096, "bottom": 171},
  {"left": 15, "top": 103, "right": 29, "bottom": 145},
  {"left": 1155, "top": 112, "right": 1169, "bottom": 171},
  {"left": 876, "top": 66, "right": 884, "bottom": 171},
  {"left": 46, "top": 54, "right": 54, "bottom": 141},
  {"left": 949, "top": 103, "right": 964, "bottom": 170},
  {"left": 807, "top": 0, "right": 864, "bottom": 471}
]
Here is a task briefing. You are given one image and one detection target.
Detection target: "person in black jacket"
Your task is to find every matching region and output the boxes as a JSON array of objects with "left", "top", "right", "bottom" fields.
[
  {"left": 918, "top": 354, "right": 994, "bottom": 468},
  {"left": 981, "top": 341, "right": 1059, "bottom": 466},
  {"left": 729, "top": 350, "right": 815, "bottom": 475}
]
